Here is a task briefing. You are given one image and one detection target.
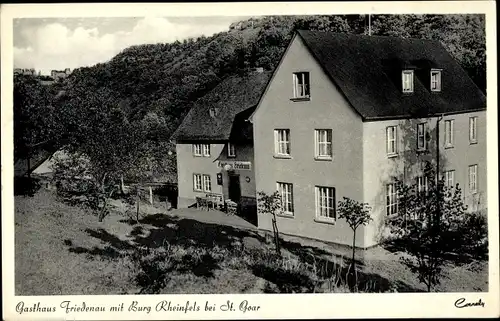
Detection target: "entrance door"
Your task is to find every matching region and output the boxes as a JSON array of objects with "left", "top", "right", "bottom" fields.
[{"left": 228, "top": 174, "right": 241, "bottom": 202}]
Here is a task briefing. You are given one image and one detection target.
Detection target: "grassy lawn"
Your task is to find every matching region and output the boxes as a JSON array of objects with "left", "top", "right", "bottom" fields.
[{"left": 15, "top": 188, "right": 488, "bottom": 295}]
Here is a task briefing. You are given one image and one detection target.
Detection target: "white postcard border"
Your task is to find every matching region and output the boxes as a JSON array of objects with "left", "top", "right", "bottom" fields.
[{"left": 2, "top": 1, "right": 498, "bottom": 319}]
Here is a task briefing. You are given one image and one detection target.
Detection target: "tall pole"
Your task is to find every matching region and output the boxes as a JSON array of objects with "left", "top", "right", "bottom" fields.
[
  {"left": 436, "top": 114, "right": 444, "bottom": 228},
  {"left": 436, "top": 114, "right": 444, "bottom": 184},
  {"left": 368, "top": 14, "right": 372, "bottom": 36}
]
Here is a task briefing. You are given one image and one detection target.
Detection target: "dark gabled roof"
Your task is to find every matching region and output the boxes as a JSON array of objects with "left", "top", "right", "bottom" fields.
[
  {"left": 172, "top": 71, "right": 271, "bottom": 141},
  {"left": 297, "top": 30, "right": 486, "bottom": 120}
]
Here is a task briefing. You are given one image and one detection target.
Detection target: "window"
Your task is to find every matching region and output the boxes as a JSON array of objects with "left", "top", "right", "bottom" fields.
[
  {"left": 417, "top": 175, "right": 429, "bottom": 194},
  {"left": 193, "top": 144, "right": 210, "bottom": 157},
  {"left": 444, "top": 170, "right": 455, "bottom": 188},
  {"left": 417, "top": 123, "right": 427, "bottom": 150},
  {"left": 469, "top": 117, "right": 478, "bottom": 144},
  {"left": 386, "top": 126, "right": 398, "bottom": 156},
  {"left": 386, "top": 183, "right": 399, "bottom": 216},
  {"left": 402, "top": 70, "right": 414, "bottom": 93},
  {"left": 274, "top": 129, "right": 291, "bottom": 156},
  {"left": 430, "top": 70, "right": 442, "bottom": 91},
  {"left": 202, "top": 144, "right": 210, "bottom": 157},
  {"left": 203, "top": 174, "right": 212, "bottom": 192},
  {"left": 314, "top": 129, "right": 332, "bottom": 159},
  {"left": 315, "top": 186, "right": 336, "bottom": 220},
  {"left": 277, "top": 182, "right": 294, "bottom": 215},
  {"left": 227, "top": 143, "right": 236, "bottom": 157},
  {"left": 193, "top": 174, "right": 203, "bottom": 191},
  {"left": 444, "top": 120, "right": 454, "bottom": 148},
  {"left": 469, "top": 165, "right": 478, "bottom": 194},
  {"left": 193, "top": 144, "right": 202, "bottom": 156},
  {"left": 292, "top": 72, "right": 310, "bottom": 98}
]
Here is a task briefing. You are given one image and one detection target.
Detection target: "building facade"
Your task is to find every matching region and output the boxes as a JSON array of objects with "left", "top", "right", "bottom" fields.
[
  {"left": 172, "top": 70, "right": 270, "bottom": 224},
  {"left": 173, "top": 31, "right": 487, "bottom": 248},
  {"left": 14, "top": 68, "right": 38, "bottom": 76},
  {"left": 51, "top": 68, "right": 71, "bottom": 82}
]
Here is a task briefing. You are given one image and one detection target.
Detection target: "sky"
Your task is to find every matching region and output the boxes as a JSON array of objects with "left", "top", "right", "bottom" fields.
[{"left": 13, "top": 16, "right": 247, "bottom": 75}]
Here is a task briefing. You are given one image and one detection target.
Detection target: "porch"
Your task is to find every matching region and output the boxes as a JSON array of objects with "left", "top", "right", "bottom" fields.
[{"left": 194, "top": 193, "right": 258, "bottom": 227}]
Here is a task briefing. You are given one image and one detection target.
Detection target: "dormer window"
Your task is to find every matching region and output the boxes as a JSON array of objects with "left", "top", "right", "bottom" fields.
[
  {"left": 402, "top": 70, "right": 414, "bottom": 93},
  {"left": 430, "top": 70, "right": 442, "bottom": 92},
  {"left": 227, "top": 142, "right": 236, "bottom": 157},
  {"left": 209, "top": 107, "right": 219, "bottom": 118}
]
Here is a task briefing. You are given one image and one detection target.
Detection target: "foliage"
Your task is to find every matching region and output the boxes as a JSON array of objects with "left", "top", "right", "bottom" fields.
[
  {"left": 250, "top": 250, "right": 317, "bottom": 293},
  {"left": 13, "top": 75, "right": 62, "bottom": 160},
  {"left": 51, "top": 152, "right": 92, "bottom": 197},
  {"left": 257, "top": 191, "right": 284, "bottom": 256},
  {"left": 132, "top": 246, "right": 173, "bottom": 294},
  {"left": 51, "top": 152, "right": 114, "bottom": 221},
  {"left": 457, "top": 211, "right": 488, "bottom": 260},
  {"left": 338, "top": 197, "right": 373, "bottom": 233},
  {"left": 128, "top": 237, "right": 387, "bottom": 294},
  {"left": 337, "top": 197, "right": 372, "bottom": 288},
  {"left": 51, "top": 76, "right": 177, "bottom": 221},
  {"left": 131, "top": 243, "right": 231, "bottom": 294},
  {"left": 386, "top": 164, "right": 474, "bottom": 292}
]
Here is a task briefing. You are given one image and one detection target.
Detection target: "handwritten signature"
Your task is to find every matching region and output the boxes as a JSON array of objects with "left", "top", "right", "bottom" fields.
[{"left": 454, "top": 298, "right": 485, "bottom": 308}]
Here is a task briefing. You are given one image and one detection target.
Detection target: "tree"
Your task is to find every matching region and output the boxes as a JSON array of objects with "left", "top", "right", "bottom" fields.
[
  {"left": 257, "top": 191, "right": 284, "bottom": 256},
  {"left": 387, "top": 164, "right": 469, "bottom": 292},
  {"left": 337, "top": 197, "right": 372, "bottom": 287},
  {"left": 293, "top": 15, "right": 351, "bottom": 33},
  {"left": 57, "top": 69, "right": 179, "bottom": 221},
  {"left": 14, "top": 75, "right": 60, "bottom": 162},
  {"left": 58, "top": 81, "right": 148, "bottom": 221}
]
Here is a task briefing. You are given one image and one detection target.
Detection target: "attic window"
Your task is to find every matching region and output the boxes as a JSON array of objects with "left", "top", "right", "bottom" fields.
[
  {"left": 402, "top": 70, "right": 414, "bottom": 93},
  {"left": 430, "top": 70, "right": 442, "bottom": 92},
  {"left": 227, "top": 143, "right": 236, "bottom": 157},
  {"left": 292, "top": 72, "right": 310, "bottom": 99}
]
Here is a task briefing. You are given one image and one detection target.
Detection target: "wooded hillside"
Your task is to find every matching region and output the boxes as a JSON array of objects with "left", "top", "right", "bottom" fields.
[{"left": 59, "top": 14, "right": 487, "bottom": 138}]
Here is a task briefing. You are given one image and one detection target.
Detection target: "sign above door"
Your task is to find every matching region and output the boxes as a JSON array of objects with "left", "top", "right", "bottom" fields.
[{"left": 217, "top": 161, "right": 252, "bottom": 171}]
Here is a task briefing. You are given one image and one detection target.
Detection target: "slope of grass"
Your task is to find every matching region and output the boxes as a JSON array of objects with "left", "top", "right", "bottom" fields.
[
  {"left": 15, "top": 189, "right": 136, "bottom": 295},
  {"left": 14, "top": 188, "right": 488, "bottom": 295}
]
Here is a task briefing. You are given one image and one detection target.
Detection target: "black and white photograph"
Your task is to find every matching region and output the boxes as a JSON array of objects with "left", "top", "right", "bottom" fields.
[{"left": 2, "top": 1, "right": 499, "bottom": 319}]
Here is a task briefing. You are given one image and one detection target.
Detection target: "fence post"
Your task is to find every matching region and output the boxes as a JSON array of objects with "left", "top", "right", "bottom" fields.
[
  {"left": 149, "top": 186, "right": 153, "bottom": 205},
  {"left": 136, "top": 186, "right": 140, "bottom": 223}
]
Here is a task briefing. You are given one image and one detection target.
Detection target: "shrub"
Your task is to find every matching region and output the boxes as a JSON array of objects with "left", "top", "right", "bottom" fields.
[
  {"left": 127, "top": 238, "right": 388, "bottom": 294},
  {"left": 458, "top": 211, "right": 488, "bottom": 260},
  {"left": 131, "top": 246, "right": 173, "bottom": 294},
  {"left": 249, "top": 250, "right": 317, "bottom": 293},
  {"left": 387, "top": 163, "right": 474, "bottom": 292},
  {"left": 51, "top": 152, "right": 97, "bottom": 207}
]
